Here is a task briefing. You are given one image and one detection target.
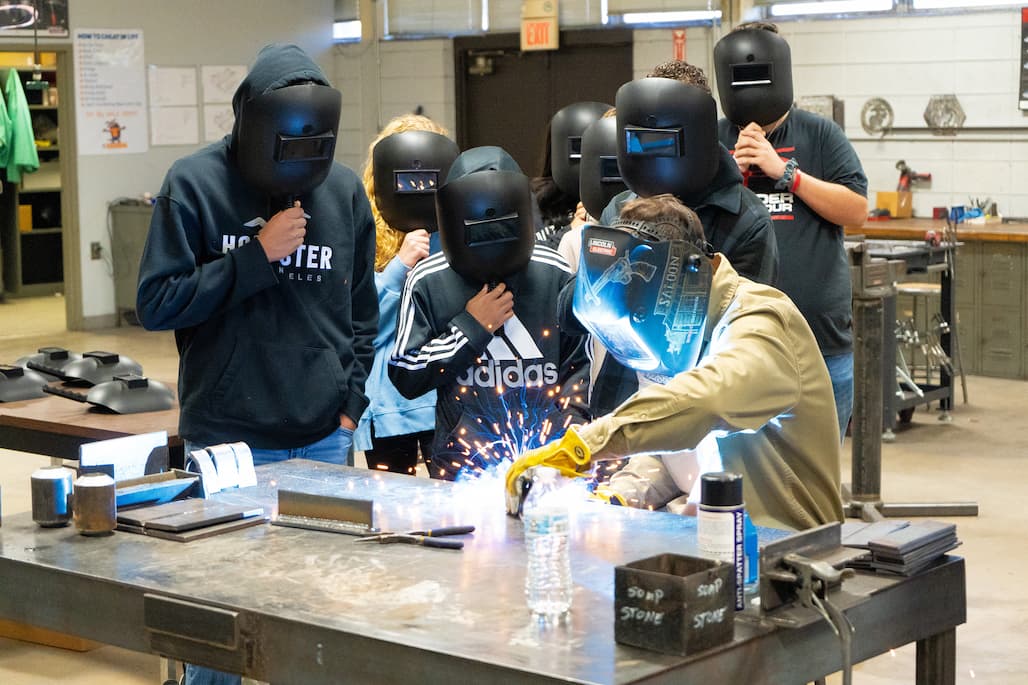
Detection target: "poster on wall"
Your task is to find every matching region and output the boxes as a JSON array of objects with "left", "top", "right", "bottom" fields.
[
  {"left": 0, "top": 0, "right": 69, "bottom": 37},
  {"left": 148, "top": 65, "right": 199, "bottom": 146},
  {"left": 74, "top": 29, "right": 149, "bottom": 155},
  {"left": 200, "top": 65, "right": 245, "bottom": 141}
]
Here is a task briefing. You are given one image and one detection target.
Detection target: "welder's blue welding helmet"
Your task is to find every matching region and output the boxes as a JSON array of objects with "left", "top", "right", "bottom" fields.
[{"left": 572, "top": 221, "right": 712, "bottom": 378}]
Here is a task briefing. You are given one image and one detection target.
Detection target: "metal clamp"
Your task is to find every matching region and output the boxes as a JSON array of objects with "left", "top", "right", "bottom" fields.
[{"left": 766, "top": 554, "right": 857, "bottom": 685}]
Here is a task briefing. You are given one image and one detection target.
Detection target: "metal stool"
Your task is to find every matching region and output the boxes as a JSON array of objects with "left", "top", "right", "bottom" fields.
[{"left": 895, "top": 281, "right": 967, "bottom": 404}]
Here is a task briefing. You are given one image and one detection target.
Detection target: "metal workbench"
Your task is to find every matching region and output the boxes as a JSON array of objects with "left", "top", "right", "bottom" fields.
[{"left": 0, "top": 460, "right": 966, "bottom": 684}]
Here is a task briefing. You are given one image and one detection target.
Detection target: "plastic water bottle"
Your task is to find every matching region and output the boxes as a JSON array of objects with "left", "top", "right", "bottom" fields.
[{"left": 522, "top": 467, "right": 572, "bottom": 619}]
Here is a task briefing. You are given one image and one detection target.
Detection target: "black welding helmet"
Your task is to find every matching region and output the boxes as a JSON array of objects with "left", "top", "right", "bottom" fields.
[
  {"left": 713, "top": 28, "right": 793, "bottom": 127},
  {"left": 572, "top": 216, "right": 712, "bottom": 379},
  {"left": 436, "top": 146, "right": 536, "bottom": 285},
  {"left": 615, "top": 79, "right": 720, "bottom": 204},
  {"left": 550, "top": 101, "right": 613, "bottom": 198},
  {"left": 579, "top": 116, "right": 626, "bottom": 220},
  {"left": 372, "top": 130, "right": 460, "bottom": 233},
  {"left": 231, "top": 44, "right": 342, "bottom": 199}
]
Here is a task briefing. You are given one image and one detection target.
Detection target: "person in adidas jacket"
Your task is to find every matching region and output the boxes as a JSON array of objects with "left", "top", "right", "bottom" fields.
[{"left": 389, "top": 146, "right": 591, "bottom": 481}]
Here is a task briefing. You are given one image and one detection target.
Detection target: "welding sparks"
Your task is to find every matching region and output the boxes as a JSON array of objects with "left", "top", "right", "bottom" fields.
[{"left": 441, "top": 377, "right": 584, "bottom": 482}]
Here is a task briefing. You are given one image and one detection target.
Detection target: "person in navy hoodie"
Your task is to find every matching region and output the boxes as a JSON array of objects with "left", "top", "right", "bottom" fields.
[{"left": 137, "top": 45, "right": 378, "bottom": 685}]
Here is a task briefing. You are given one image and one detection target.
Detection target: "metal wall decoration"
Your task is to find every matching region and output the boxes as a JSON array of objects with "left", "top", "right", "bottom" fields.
[
  {"left": 923, "top": 95, "right": 965, "bottom": 136},
  {"left": 860, "top": 97, "right": 894, "bottom": 137},
  {"left": 796, "top": 95, "right": 844, "bottom": 129}
]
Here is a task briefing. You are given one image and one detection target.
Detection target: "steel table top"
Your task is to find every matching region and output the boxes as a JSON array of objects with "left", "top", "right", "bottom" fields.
[{"left": 0, "top": 460, "right": 965, "bottom": 684}]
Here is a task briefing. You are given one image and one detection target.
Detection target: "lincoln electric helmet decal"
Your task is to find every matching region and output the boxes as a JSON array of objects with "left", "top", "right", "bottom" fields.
[{"left": 225, "top": 210, "right": 334, "bottom": 283}]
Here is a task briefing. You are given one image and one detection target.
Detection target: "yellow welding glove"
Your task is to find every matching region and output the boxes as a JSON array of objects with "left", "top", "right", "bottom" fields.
[
  {"left": 591, "top": 484, "right": 627, "bottom": 506},
  {"left": 505, "top": 426, "right": 592, "bottom": 514}
]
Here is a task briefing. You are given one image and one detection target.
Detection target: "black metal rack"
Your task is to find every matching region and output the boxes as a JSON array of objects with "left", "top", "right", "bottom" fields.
[{"left": 864, "top": 239, "right": 957, "bottom": 438}]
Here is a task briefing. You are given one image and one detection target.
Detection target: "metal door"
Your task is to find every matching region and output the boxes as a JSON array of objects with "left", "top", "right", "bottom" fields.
[{"left": 455, "top": 30, "right": 632, "bottom": 176}]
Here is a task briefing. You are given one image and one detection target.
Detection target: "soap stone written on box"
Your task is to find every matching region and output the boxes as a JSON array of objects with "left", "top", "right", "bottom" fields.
[{"left": 614, "top": 553, "right": 734, "bottom": 657}]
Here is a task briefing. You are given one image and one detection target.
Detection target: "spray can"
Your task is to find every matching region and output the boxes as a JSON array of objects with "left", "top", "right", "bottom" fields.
[{"left": 697, "top": 471, "right": 745, "bottom": 610}]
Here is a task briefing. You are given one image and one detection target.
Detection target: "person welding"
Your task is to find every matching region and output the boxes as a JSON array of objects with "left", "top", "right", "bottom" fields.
[{"left": 505, "top": 193, "right": 844, "bottom": 531}]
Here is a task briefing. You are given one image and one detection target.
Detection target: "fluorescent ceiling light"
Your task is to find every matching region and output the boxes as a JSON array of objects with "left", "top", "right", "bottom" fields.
[
  {"left": 771, "top": 0, "right": 892, "bottom": 16},
  {"left": 333, "top": 19, "right": 362, "bottom": 41},
  {"left": 913, "top": 0, "right": 1023, "bottom": 7},
  {"left": 621, "top": 10, "right": 722, "bottom": 24}
]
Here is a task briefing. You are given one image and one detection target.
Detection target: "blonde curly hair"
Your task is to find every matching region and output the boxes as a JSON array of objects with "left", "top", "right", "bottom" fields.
[{"left": 361, "top": 114, "right": 452, "bottom": 272}]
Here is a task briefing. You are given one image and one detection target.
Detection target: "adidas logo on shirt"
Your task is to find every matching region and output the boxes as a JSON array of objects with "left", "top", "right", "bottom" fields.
[{"left": 455, "top": 315, "right": 558, "bottom": 389}]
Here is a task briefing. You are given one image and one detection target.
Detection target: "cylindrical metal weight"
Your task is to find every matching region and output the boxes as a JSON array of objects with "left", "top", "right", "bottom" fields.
[
  {"left": 73, "top": 473, "right": 117, "bottom": 536},
  {"left": 30, "top": 466, "right": 75, "bottom": 527}
]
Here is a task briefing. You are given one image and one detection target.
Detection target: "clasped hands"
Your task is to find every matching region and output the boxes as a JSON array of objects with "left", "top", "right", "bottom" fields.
[{"left": 732, "top": 122, "right": 787, "bottom": 180}]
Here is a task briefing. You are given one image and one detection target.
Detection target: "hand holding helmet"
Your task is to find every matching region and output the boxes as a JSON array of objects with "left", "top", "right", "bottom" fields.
[
  {"left": 397, "top": 229, "right": 431, "bottom": 268},
  {"left": 465, "top": 283, "right": 514, "bottom": 333},
  {"left": 257, "top": 201, "right": 308, "bottom": 262}
]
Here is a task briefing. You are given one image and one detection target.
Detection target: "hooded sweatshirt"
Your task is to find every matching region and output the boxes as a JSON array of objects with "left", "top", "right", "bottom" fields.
[
  {"left": 137, "top": 43, "right": 378, "bottom": 450},
  {"left": 388, "top": 147, "right": 591, "bottom": 480}
]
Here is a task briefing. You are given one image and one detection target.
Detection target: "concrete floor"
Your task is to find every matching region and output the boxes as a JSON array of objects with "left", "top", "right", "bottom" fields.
[{"left": 0, "top": 295, "right": 1025, "bottom": 684}]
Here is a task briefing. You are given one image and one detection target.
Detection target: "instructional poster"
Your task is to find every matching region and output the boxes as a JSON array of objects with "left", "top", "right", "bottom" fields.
[
  {"left": 148, "top": 66, "right": 199, "bottom": 145},
  {"left": 74, "top": 29, "right": 149, "bottom": 155},
  {"left": 201, "top": 65, "right": 246, "bottom": 141}
]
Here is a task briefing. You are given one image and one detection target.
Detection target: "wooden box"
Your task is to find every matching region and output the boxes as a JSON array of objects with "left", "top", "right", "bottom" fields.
[{"left": 876, "top": 191, "right": 913, "bottom": 219}]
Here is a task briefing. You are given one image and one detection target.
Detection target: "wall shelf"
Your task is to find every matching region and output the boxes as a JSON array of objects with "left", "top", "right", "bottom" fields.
[{"left": 0, "top": 52, "right": 64, "bottom": 297}]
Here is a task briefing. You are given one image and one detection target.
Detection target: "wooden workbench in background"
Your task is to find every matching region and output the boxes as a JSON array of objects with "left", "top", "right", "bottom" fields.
[
  {"left": 846, "top": 218, "right": 1028, "bottom": 380},
  {"left": 0, "top": 387, "right": 181, "bottom": 464}
]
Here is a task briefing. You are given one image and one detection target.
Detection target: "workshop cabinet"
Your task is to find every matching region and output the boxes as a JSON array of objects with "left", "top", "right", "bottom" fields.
[
  {"left": 976, "top": 244, "right": 1024, "bottom": 378},
  {"left": 0, "top": 52, "right": 66, "bottom": 297},
  {"left": 955, "top": 305, "right": 978, "bottom": 375},
  {"left": 979, "top": 244, "right": 1023, "bottom": 308},
  {"left": 980, "top": 305, "right": 1023, "bottom": 378},
  {"left": 954, "top": 242, "right": 977, "bottom": 309}
]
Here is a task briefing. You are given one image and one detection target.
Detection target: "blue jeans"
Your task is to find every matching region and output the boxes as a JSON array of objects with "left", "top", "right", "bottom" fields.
[
  {"left": 182, "top": 428, "right": 353, "bottom": 685},
  {"left": 824, "top": 352, "right": 854, "bottom": 442},
  {"left": 248, "top": 426, "right": 354, "bottom": 466},
  {"left": 184, "top": 427, "right": 354, "bottom": 470}
]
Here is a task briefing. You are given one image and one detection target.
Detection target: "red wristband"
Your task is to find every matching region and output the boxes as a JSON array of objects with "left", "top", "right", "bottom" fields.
[{"left": 790, "top": 170, "right": 802, "bottom": 193}]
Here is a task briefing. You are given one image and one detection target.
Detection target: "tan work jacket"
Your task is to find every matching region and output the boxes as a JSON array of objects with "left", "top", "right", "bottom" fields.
[{"left": 579, "top": 256, "right": 845, "bottom": 531}]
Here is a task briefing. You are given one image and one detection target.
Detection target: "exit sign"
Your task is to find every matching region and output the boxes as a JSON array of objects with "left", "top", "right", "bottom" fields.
[
  {"left": 521, "top": 0, "right": 558, "bottom": 51},
  {"left": 522, "top": 18, "right": 558, "bottom": 51}
]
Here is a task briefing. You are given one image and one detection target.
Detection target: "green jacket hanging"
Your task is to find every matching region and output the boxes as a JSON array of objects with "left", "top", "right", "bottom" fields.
[{"left": 4, "top": 68, "right": 39, "bottom": 184}]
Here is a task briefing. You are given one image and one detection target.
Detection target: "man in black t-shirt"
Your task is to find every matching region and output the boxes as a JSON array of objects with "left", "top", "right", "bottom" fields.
[{"left": 714, "top": 22, "right": 868, "bottom": 437}]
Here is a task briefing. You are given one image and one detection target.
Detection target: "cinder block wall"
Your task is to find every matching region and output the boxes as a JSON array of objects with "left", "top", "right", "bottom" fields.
[{"left": 335, "top": 8, "right": 1027, "bottom": 220}]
